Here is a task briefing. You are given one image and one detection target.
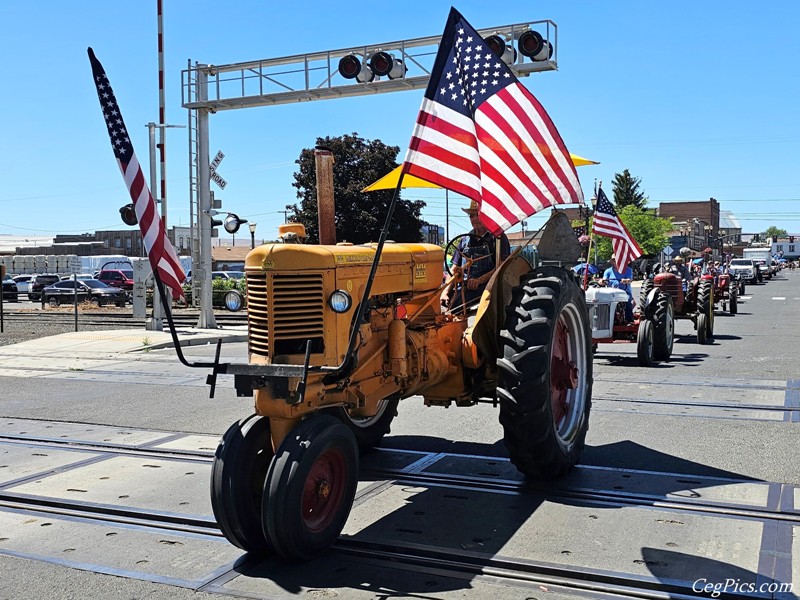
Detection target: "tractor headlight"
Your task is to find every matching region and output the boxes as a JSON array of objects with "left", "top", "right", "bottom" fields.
[{"left": 328, "top": 290, "right": 352, "bottom": 313}]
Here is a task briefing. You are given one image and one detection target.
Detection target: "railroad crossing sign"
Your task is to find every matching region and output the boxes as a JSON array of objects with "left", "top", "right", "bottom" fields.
[{"left": 210, "top": 150, "right": 227, "bottom": 190}]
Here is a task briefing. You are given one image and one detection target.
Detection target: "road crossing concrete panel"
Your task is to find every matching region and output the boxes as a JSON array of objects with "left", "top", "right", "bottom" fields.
[
  {"left": 593, "top": 400, "right": 786, "bottom": 421},
  {"left": 593, "top": 379, "right": 786, "bottom": 408},
  {"left": 148, "top": 434, "right": 220, "bottom": 453},
  {"left": 343, "top": 480, "right": 766, "bottom": 592},
  {"left": 6, "top": 456, "right": 213, "bottom": 518},
  {"left": 0, "top": 510, "right": 240, "bottom": 586},
  {"left": 218, "top": 549, "right": 612, "bottom": 600},
  {"left": 0, "top": 418, "right": 173, "bottom": 447},
  {"left": 0, "top": 444, "right": 103, "bottom": 486},
  {"left": 419, "top": 454, "right": 772, "bottom": 510}
]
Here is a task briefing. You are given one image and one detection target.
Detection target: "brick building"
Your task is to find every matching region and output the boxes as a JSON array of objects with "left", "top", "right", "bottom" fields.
[{"left": 657, "top": 198, "right": 721, "bottom": 235}]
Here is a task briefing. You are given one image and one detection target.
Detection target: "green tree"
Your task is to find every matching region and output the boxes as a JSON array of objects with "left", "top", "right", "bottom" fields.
[
  {"left": 290, "top": 133, "right": 425, "bottom": 244},
  {"left": 763, "top": 225, "right": 787, "bottom": 239},
  {"left": 592, "top": 206, "right": 672, "bottom": 261},
  {"left": 611, "top": 169, "right": 647, "bottom": 209}
]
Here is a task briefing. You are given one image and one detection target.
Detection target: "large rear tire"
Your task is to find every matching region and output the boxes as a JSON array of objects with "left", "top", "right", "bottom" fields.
[
  {"left": 639, "top": 278, "right": 653, "bottom": 307},
  {"left": 652, "top": 292, "right": 674, "bottom": 361},
  {"left": 210, "top": 415, "right": 274, "bottom": 554},
  {"left": 330, "top": 396, "right": 399, "bottom": 452},
  {"left": 497, "top": 267, "right": 592, "bottom": 479},
  {"left": 262, "top": 414, "right": 359, "bottom": 559},
  {"left": 729, "top": 286, "right": 738, "bottom": 315}
]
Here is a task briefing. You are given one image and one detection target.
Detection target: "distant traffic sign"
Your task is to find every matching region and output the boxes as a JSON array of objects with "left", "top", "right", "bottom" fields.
[{"left": 663, "top": 246, "right": 674, "bottom": 256}]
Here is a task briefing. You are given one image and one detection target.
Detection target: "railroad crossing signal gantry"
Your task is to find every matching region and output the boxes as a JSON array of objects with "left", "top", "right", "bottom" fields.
[
  {"left": 181, "top": 20, "right": 557, "bottom": 111},
  {"left": 181, "top": 19, "right": 558, "bottom": 328}
]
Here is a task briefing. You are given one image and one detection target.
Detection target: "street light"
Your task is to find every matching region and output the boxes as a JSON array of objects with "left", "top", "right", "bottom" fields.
[
  {"left": 249, "top": 222, "right": 257, "bottom": 249},
  {"left": 703, "top": 224, "right": 713, "bottom": 250}
]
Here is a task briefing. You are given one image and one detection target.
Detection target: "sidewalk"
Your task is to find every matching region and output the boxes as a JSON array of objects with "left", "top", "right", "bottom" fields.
[{"left": 0, "top": 326, "right": 248, "bottom": 357}]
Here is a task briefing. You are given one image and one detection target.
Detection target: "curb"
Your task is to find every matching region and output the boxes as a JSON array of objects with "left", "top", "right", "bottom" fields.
[{"left": 132, "top": 333, "right": 249, "bottom": 353}]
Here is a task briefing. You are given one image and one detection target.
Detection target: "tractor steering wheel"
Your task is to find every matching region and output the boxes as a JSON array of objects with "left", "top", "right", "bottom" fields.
[{"left": 444, "top": 233, "right": 493, "bottom": 277}]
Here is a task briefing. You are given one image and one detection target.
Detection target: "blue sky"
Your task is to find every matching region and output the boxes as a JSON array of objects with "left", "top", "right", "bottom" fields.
[{"left": 0, "top": 1, "right": 798, "bottom": 243}]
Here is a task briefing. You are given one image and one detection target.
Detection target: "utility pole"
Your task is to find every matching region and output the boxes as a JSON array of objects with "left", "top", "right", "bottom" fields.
[
  {"left": 146, "top": 122, "right": 184, "bottom": 332},
  {"left": 196, "top": 66, "right": 216, "bottom": 329}
]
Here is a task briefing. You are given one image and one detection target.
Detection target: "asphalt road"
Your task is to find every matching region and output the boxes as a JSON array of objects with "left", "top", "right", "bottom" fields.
[{"left": 0, "top": 269, "right": 797, "bottom": 599}]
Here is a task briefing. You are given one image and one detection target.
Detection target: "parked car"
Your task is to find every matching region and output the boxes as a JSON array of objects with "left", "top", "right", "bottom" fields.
[
  {"left": 217, "top": 270, "right": 245, "bottom": 280},
  {"left": 41, "top": 279, "right": 127, "bottom": 307},
  {"left": 2, "top": 274, "right": 19, "bottom": 302},
  {"left": 28, "top": 274, "right": 61, "bottom": 301},
  {"left": 12, "top": 275, "right": 33, "bottom": 294},
  {"left": 95, "top": 269, "right": 135, "bottom": 290},
  {"left": 60, "top": 273, "right": 96, "bottom": 281}
]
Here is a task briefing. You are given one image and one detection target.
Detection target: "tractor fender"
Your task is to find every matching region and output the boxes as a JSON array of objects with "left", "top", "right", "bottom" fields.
[
  {"left": 642, "top": 288, "right": 661, "bottom": 320},
  {"left": 469, "top": 251, "right": 534, "bottom": 365}
]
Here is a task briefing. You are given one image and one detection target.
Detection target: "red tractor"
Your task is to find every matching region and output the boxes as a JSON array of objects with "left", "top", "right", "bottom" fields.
[
  {"left": 641, "top": 272, "right": 714, "bottom": 344},
  {"left": 712, "top": 272, "right": 738, "bottom": 315}
]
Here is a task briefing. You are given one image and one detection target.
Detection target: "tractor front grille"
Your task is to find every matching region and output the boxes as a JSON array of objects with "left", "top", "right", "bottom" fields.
[
  {"left": 246, "top": 273, "right": 269, "bottom": 357},
  {"left": 589, "top": 304, "right": 611, "bottom": 333},
  {"left": 654, "top": 274, "right": 682, "bottom": 301},
  {"left": 246, "top": 271, "right": 325, "bottom": 359}
]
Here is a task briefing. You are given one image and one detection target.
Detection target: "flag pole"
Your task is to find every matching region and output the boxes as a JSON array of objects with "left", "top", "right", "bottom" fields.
[{"left": 582, "top": 179, "right": 600, "bottom": 290}]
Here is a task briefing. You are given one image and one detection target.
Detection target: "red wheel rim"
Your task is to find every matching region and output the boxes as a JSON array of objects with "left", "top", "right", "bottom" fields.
[
  {"left": 301, "top": 447, "right": 348, "bottom": 533},
  {"left": 550, "top": 315, "right": 579, "bottom": 428}
]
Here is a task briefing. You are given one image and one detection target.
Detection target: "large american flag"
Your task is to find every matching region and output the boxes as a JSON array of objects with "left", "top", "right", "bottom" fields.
[
  {"left": 403, "top": 8, "right": 583, "bottom": 236},
  {"left": 88, "top": 48, "right": 185, "bottom": 300},
  {"left": 592, "top": 187, "right": 642, "bottom": 271}
]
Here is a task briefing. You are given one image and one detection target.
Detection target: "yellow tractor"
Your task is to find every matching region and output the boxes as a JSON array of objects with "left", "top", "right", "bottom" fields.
[{"left": 195, "top": 212, "right": 592, "bottom": 559}]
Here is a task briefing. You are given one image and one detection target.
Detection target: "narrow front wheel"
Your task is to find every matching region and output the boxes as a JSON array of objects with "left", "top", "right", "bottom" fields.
[
  {"left": 210, "top": 416, "right": 274, "bottom": 554},
  {"left": 637, "top": 319, "right": 655, "bottom": 367},
  {"left": 262, "top": 414, "right": 359, "bottom": 559}
]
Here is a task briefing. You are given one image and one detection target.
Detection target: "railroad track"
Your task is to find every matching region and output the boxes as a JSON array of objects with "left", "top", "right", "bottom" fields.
[
  {"left": 0, "top": 432, "right": 795, "bottom": 525},
  {"left": 0, "top": 431, "right": 794, "bottom": 599},
  {"left": 0, "top": 309, "right": 247, "bottom": 329}
]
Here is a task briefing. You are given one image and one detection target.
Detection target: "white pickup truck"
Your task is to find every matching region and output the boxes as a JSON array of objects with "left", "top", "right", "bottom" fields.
[{"left": 727, "top": 258, "right": 758, "bottom": 285}]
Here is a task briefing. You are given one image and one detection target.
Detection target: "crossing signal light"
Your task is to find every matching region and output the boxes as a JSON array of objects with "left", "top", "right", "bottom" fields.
[
  {"left": 368, "top": 51, "right": 406, "bottom": 79},
  {"left": 518, "top": 30, "right": 553, "bottom": 61},
  {"left": 338, "top": 54, "right": 374, "bottom": 83},
  {"left": 223, "top": 213, "right": 247, "bottom": 235},
  {"left": 119, "top": 204, "right": 137, "bottom": 226},
  {"left": 484, "top": 34, "right": 516, "bottom": 65}
]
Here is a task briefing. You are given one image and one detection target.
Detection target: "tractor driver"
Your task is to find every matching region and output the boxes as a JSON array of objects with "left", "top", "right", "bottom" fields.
[
  {"left": 670, "top": 255, "right": 692, "bottom": 292},
  {"left": 451, "top": 201, "right": 510, "bottom": 309},
  {"left": 603, "top": 254, "right": 634, "bottom": 323}
]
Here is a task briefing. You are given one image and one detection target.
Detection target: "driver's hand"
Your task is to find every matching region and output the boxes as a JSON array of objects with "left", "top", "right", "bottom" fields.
[{"left": 466, "top": 277, "right": 481, "bottom": 290}]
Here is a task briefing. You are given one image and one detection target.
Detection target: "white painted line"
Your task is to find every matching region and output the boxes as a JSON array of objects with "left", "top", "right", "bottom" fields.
[{"left": 772, "top": 297, "right": 786, "bottom": 300}]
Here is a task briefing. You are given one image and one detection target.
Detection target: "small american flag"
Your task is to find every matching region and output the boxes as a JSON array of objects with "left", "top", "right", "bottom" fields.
[
  {"left": 592, "top": 187, "right": 642, "bottom": 271},
  {"left": 88, "top": 48, "right": 185, "bottom": 300},
  {"left": 572, "top": 225, "right": 586, "bottom": 239},
  {"left": 403, "top": 8, "right": 583, "bottom": 236}
]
